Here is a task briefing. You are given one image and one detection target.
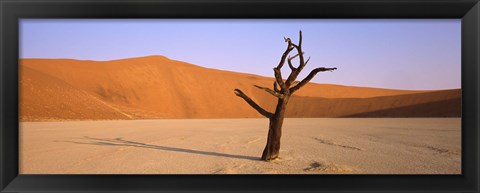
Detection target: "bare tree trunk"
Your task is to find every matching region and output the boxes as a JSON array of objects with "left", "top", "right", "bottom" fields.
[
  {"left": 234, "top": 31, "right": 336, "bottom": 161},
  {"left": 261, "top": 97, "right": 289, "bottom": 161}
]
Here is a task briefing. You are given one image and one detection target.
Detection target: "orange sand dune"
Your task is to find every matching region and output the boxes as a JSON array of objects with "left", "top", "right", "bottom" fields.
[
  {"left": 287, "top": 89, "right": 460, "bottom": 117},
  {"left": 20, "top": 66, "right": 131, "bottom": 121},
  {"left": 20, "top": 56, "right": 461, "bottom": 121}
]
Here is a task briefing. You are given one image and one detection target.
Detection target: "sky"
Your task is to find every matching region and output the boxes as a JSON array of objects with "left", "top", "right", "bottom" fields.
[{"left": 20, "top": 19, "right": 461, "bottom": 90}]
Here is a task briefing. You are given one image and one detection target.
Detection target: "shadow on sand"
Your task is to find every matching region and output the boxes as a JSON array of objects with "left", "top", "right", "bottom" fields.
[{"left": 56, "top": 136, "right": 259, "bottom": 161}]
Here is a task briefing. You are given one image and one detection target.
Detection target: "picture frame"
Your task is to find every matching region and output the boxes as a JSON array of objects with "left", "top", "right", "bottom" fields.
[{"left": 1, "top": 0, "right": 479, "bottom": 192}]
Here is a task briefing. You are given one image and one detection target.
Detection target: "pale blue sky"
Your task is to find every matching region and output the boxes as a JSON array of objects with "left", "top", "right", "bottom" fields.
[{"left": 20, "top": 19, "right": 461, "bottom": 90}]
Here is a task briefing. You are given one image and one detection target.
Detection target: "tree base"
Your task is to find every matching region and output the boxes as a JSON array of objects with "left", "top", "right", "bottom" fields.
[
  {"left": 261, "top": 156, "right": 280, "bottom": 161},
  {"left": 261, "top": 150, "right": 280, "bottom": 161}
]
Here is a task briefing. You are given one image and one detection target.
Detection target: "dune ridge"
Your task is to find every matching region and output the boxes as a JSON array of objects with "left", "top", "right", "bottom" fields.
[{"left": 20, "top": 55, "right": 461, "bottom": 121}]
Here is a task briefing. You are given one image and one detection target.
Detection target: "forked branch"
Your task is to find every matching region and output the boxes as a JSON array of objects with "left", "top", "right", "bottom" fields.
[
  {"left": 288, "top": 52, "right": 304, "bottom": 61},
  {"left": 273, "top": 38, "right": 295, "bottom": 91},
  {"left": 285, "top": 31, "right": 308, "bottom": 87},
  {"left": 234, "top": 89, "right": 274, "bottom": 118},
  {"left": 287, "top": 51, "right": 304, "bottom": 71},
  {"left": 289, "top": 67, "right": 337, "bottom": 93},
  {"left": 254, "top": 85, "right": 284, "bottom": 98}
]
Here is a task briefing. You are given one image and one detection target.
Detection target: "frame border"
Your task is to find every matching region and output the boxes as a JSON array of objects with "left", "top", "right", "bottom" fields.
[{"left": 1, "top": 0, "right": 479, "bottom": 192}]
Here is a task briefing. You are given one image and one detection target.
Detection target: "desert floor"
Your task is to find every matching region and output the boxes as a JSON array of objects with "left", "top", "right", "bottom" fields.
[{"left": 20, "top": 118, "right": 461, "bottom": 174}]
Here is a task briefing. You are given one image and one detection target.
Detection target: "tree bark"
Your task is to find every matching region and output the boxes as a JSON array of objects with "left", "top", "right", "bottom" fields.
[{"left": 261, "top": 96, "right": 289, "bottom": 161}]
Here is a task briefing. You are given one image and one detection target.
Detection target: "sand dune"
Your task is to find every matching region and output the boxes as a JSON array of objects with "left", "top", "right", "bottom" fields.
[
  {"left": 287, "top": 89, "right": 461, "bottom": 117},
  {"left": 20, "top": 56, "right": 461, "bottom": 121},
  {"left": 20, "top": 66, "right": 131, "bottom": 121}
]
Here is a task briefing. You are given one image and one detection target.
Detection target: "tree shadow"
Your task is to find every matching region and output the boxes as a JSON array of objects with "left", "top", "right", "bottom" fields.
[{"left": 55, "top": 136, "right": 259, "bottom": 161}]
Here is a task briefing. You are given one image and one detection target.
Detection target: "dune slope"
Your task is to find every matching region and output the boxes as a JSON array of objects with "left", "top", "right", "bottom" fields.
[
  {"left": 20, "top": 66, "right": 131, "bottom": 121},
  {"left": 20, "top": 56, "right": 461, "bottom": 120}
]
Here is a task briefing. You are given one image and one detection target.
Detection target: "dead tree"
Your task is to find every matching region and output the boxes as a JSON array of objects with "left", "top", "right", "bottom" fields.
[{"left": 234, "top": 31, "right": 337, "bottom": 161}]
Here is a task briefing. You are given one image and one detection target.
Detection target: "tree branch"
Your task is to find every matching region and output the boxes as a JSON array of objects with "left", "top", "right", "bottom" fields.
[
  {"left": 287, "top": 52, "right": 304, "bottom": 71},
  {"left": 254, "top": 85, "right": 284, "bottom": 99},
  {"left": 288, "top": 52, "right": 304, "bottom": 61},
  {"left": 298, "top": 30, "right": 303, "bottom": 47},
  {"left": 276, "top": 40, "right": 294, "bottom": 69},
  {"left": 272, "top": 38, "right": 295, "bottom": 91},
  {"left": 273, "top": 81, "right": 280, "bottom": 92},
  {"left": 290, "top": 81, "right": 300, "bottom": 87},
  {"left": 293, "top": 46, "right": 305, "bottom": 70},
  {"left": 305, "top": 56, "right": 311, "bottom": 65},
  {"left": 297, "top": 31, "right": 306, "bottom": 68},
  {"left": 273, "top": 68, "right": 287, "bottom": 90},
  {"left": 285, "top": 31, "right": 306, "bottom": 87},
  {"left": 289, "top": 67, "right": 337, "bottom": 93},
  {"left": 287, "top": 58, "right": 296, "bottom": 71},
  {"left": 290, "top": 31, "right": 305, "bottom": 70},
  {"left": 234, "top": 89, "right": 273, "bottom": 118}
]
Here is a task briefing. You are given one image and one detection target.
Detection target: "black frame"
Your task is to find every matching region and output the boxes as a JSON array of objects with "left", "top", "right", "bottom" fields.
[{"left": 1, "top": 0, "right": 479, "bottom": 192}]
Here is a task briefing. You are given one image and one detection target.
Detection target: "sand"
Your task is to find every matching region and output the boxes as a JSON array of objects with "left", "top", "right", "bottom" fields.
[
  {"left": 20, "top": 118, "right": 461, "bottom": 174},
  {"left": 19, "top": 56, "right": 461, "bottom": 120}
]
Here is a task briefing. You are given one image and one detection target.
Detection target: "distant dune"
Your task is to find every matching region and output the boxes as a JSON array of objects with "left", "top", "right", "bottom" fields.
[
  {"left": 287, "top": 89, "right": 460, "bottom": 118},
  {"left": 20, "top": 55, "right": 461, "bottom": 121},
  {"left": 20, "top": 66, "right": 130, "bottom": 121}
]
